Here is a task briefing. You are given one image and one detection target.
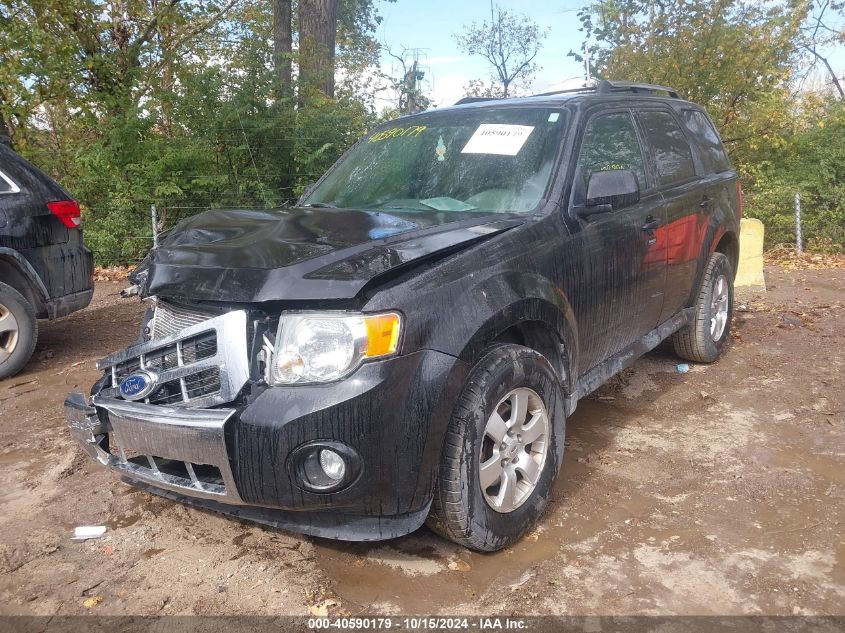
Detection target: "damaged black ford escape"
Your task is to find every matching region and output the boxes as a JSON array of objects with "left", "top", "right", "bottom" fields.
[{"left": 66, "top": 80, "right": 740, "bottom": 551}]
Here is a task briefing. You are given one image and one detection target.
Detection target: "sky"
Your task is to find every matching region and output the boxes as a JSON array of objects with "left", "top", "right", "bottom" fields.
[
  {"left": 373, "top": 0, "right": 845, "bottom": 110},
  {"left": 374, "top": 0, "right": 589, "bottom": 109}
]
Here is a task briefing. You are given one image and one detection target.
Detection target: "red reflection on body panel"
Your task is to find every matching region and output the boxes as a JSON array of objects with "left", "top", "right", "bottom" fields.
[
  {"left": 665, "top": 213, "right": 708, "bottom": 265},
  {"left": 641, "top": 213, "right": 709, "bottom": 271}
]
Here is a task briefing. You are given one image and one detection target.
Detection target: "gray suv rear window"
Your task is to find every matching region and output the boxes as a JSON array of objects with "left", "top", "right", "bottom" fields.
[
  {"left": 638, "top": 111, "right": 696, "bottom": 186},
  {"left": 682, "top": 110, "right": 732, "bottom": 174}
]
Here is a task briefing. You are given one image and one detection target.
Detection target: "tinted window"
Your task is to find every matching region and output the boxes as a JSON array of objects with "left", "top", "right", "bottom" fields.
[
  {"left": 577, "top": 112, "right": 646, "bottom": 190},
  {"left": 682, "top": 110, "right": 732, "bottom": 174},
  {"left": 639, "top": 111, "right": 696, "bottom": 186}
]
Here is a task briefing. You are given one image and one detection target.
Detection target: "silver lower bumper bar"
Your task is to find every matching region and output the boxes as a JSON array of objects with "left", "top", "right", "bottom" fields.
[{"left": 65, "top": 393, "right": 244, "bottom": 504}]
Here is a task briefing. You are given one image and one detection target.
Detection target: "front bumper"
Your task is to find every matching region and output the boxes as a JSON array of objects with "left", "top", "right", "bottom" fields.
[
  {"left": 65, "top": 349, "right": 468, "bottom": 541},
  {"left": 65, "top": 393, "right": 244, "bottom": 505}
]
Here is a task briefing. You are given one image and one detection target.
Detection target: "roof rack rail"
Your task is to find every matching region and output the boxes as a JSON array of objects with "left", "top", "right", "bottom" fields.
[
  {"left": 530, "top": 85, "right": 596, "bottom": 97},
  {"left": 596, "top": 80, "right": 680, "bottom": 99},
  {"left": 454, "top": 96, "right": 500, "bottom": 105},
  {"left": 458, "top": 80, "right": 680, "bottom": 105},
  {"left": 529, "top": 80, "right": 680, "bottom": 100}
]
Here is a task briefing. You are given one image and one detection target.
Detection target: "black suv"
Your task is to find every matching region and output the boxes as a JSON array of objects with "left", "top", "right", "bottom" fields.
[
  {"left": 65, "top": 81, "right": 740, "bottom": 551},
  {"left": 0, "top": 143, "right": 94, "bottom": 379}
]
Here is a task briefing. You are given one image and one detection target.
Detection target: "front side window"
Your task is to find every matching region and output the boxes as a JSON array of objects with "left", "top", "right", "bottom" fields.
[
  {"left": 638, "top": 110, "right": 696, "bottom": 186},
  {"left": 682, "top": 110, "right": 732, "bottom": 174},
  {"left": 303, "top": 107, "right": 567, "bottom": 214},
  {"left": 576, "top": 111, "right": 646, "bottom": 190}
]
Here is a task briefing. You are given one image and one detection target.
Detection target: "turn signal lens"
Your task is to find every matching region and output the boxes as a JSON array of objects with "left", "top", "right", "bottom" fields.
[{"left": 363, "top": 313, "right": 401, "bottom": 357}]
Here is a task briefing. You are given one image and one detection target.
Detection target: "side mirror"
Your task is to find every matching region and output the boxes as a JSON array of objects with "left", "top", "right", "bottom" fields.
[{"left": 580, "top": 169, "right": 640, "bottom": 216}]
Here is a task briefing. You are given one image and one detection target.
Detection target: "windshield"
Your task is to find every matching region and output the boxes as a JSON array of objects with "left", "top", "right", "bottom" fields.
[{"left": 302, "top": 107, "right": 567, "bottom": 214}]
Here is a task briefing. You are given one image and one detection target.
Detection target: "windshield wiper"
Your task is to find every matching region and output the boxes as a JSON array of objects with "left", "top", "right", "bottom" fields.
[{"left": 301, "top": 202, "right": 337, "bottom": 208}]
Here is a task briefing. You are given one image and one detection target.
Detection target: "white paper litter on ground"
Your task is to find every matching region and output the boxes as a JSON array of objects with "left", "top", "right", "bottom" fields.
[{"left": 72, "top": 525, "right": 107, "bottom": 541}]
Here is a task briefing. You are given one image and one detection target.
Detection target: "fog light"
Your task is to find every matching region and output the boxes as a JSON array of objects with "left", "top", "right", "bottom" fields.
[
  {"left": 319, "top": 449, "right": 346, "bottom": 481},
  {"left": 290, "top": 441, "right": 360, "bottom": 492}
]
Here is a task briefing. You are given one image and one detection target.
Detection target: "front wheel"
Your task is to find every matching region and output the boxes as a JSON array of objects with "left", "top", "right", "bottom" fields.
[
  {"left": 673, "top": 252, "right": 734, "bottom": 363},
  {"left": 427, "top": 344, "right": 566, "bottom": 552}
]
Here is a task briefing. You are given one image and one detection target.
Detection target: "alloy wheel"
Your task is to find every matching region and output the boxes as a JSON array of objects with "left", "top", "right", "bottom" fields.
[
  {"left": 0, "top": 303, "right": 20, "bottom": 364},
  {"left": 479, "top": 387, "right": 550, "bottom": 513},
  {"left": 710, "top": 274, "right": 729, "bottom": 341}
]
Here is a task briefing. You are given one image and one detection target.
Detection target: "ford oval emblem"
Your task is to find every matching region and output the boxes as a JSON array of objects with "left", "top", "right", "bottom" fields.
[{"left": 118, "top": 370, "right": 157, "bottom": 401}]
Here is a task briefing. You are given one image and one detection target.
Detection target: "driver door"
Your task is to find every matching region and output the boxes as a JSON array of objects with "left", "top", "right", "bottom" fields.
[{"left": 567, "top": 109, "right": 668, "bottom": 373}]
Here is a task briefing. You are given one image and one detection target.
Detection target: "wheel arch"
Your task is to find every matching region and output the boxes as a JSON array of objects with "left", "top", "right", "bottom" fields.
[
  {"left": 456, "top": 294, "right": 579, "bottom": 398},
  {"left": 684, "top": 222, "right": 739, "bottom": 309},
  {"left": 0, "top": 249, "right": 49, "bottom": 317},
  {"left": 714, "top": 230, "right": 739, "bottom": 279}
]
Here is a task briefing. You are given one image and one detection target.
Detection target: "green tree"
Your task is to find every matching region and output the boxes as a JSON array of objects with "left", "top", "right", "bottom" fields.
[
  {"left": 572, "top": 0, "right": 810, "bottom": 170},
  {"left": 0, "top": 0, "right": 390, "bottom": 265},
  {"left": 455, "top": 6, "right": 548, "bottom": 98}
]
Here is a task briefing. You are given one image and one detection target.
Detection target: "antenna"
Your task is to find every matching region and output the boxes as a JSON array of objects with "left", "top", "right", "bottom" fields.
[
  {"left": 584, "top": 46, "right": 592, "bottom": 84},
  {"left": 393, "top": 48, "right": 431, "bottom": 113}
]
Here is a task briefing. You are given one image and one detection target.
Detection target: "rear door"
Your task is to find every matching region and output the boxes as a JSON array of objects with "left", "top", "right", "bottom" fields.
[
  {"left": 567, "top": 108, "right": 668, "bottom": 372},
  {"left": 634, "top": 108, "right": 705, "bottom": 323}
]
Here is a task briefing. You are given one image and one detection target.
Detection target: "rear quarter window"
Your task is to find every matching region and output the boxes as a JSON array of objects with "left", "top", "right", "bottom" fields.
[
  {"left": 682, "top": 110, "right": 732, "bottom": 174},
  {"left": 0, "top": 169, "right": 20, "bottom": 194},
  {"left": 638, "top": 110, "right": 696, "bottom": 186}
]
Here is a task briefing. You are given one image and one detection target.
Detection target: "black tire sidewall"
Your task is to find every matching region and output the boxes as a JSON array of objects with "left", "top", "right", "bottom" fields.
[
  {"left": 0, "top": 282, "right": 37, "bottom": 380},
  {"left": 454, "top": 345, "right": 565, "bottom": 550},
  {"left": 698, "top": 253, "right": 734, "bottom": 360}
]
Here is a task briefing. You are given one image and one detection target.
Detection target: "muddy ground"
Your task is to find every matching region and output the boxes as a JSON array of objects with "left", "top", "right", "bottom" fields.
[{"left": 0, "top": 265, "right": 843, "bottom": 617}]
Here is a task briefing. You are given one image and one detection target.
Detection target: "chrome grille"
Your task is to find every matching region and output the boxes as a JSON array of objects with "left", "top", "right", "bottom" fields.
[
  {"left": 152, "top": 301, "right": 219, "bottom": 340},
  {"left": 97, "top": 310, "right": 249, "bottom": 409},
  {"left": 67, "top": 395, "right": 244, "bottom": 505}
]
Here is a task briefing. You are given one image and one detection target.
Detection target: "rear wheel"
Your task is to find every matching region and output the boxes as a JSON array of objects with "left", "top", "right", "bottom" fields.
[
  {"left": 673, "top": 252, "right": 734, "bottom": 363},
  {"left": 427, "top": 344, "right": 565, "bottom": 551},
  {"left": 0, "top": 282, "right": 38, "bottom": 380}
]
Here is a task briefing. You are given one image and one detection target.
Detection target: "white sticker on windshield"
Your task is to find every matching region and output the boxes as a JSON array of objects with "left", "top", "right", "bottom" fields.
[{"left": 461, "top": 124, "right": 535, "bottom": 156}]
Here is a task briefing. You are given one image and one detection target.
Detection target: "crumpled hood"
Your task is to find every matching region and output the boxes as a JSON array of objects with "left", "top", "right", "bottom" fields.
[{"left": 138, "top": 207, "right": 524, "bottom": 303}]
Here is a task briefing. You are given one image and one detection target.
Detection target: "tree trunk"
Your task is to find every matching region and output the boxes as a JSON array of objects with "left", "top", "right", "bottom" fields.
[
  {"left": 272, "top": 0, "right": 293, "bottom": 99},
  {"left": 0, "top": 110, "right": 11, "bottom": 146},
  {"left": 154, "top": 0, "right": 176, "bottom": 135},
  {"left": 0, "top": 91, "right": 11, "bottom": 146},
  {"left": 299, "top": 0, "right": 338, "bottom": 99}
]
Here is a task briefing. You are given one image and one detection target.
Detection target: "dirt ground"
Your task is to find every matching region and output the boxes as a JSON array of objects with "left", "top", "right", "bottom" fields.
[{"left": 0, "top": 265, "right": 843, "bottom": 617}]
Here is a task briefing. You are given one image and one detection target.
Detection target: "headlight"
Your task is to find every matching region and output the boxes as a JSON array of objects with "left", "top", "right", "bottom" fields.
[{"left": 267, "top": 312, "right": 402, "bottom": 385}]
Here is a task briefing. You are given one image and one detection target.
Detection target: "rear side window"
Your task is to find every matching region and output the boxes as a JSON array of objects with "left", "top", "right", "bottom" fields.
[
  {"left": 682, "top": 110, "right": 732, "bottom": 174},
  {"left": 638, "top": 111, "right": 696, "bottom": 186},
  {"left": 0, "top": 169, "right": 20, "bottom": 194},
  {"left": 577, "top": 112, "right": 647, "bottom": 190}
]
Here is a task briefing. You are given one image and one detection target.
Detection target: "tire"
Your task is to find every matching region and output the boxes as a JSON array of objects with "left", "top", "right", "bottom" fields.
[
  {"left": 0, "top": 281, "right": 38, "bottom": 380},
  {"left": 672, "top": 252, "right": 734, "bottom": 363},
  {"left": 427, "top": 344, "right": 566, "bottom": 552}
]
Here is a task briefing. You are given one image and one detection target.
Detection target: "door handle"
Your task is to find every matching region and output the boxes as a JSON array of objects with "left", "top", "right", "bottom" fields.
[
  {"left": 641, "top": 217, "right": 660, "bottom": 232},
  {"left": 699, "top": 196, "right": 712, "bottom": 209}
]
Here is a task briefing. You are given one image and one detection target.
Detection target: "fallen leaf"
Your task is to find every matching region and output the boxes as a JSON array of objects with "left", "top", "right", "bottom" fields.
[
  {"left": 448, "top": 559, "right": 471, "bottom": 572},
  {"left": 308, "top": 599, "right": 339, "bottom": 617},
  {"left": 83, "top": 596, "right": 103, "bottom": 609}
]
